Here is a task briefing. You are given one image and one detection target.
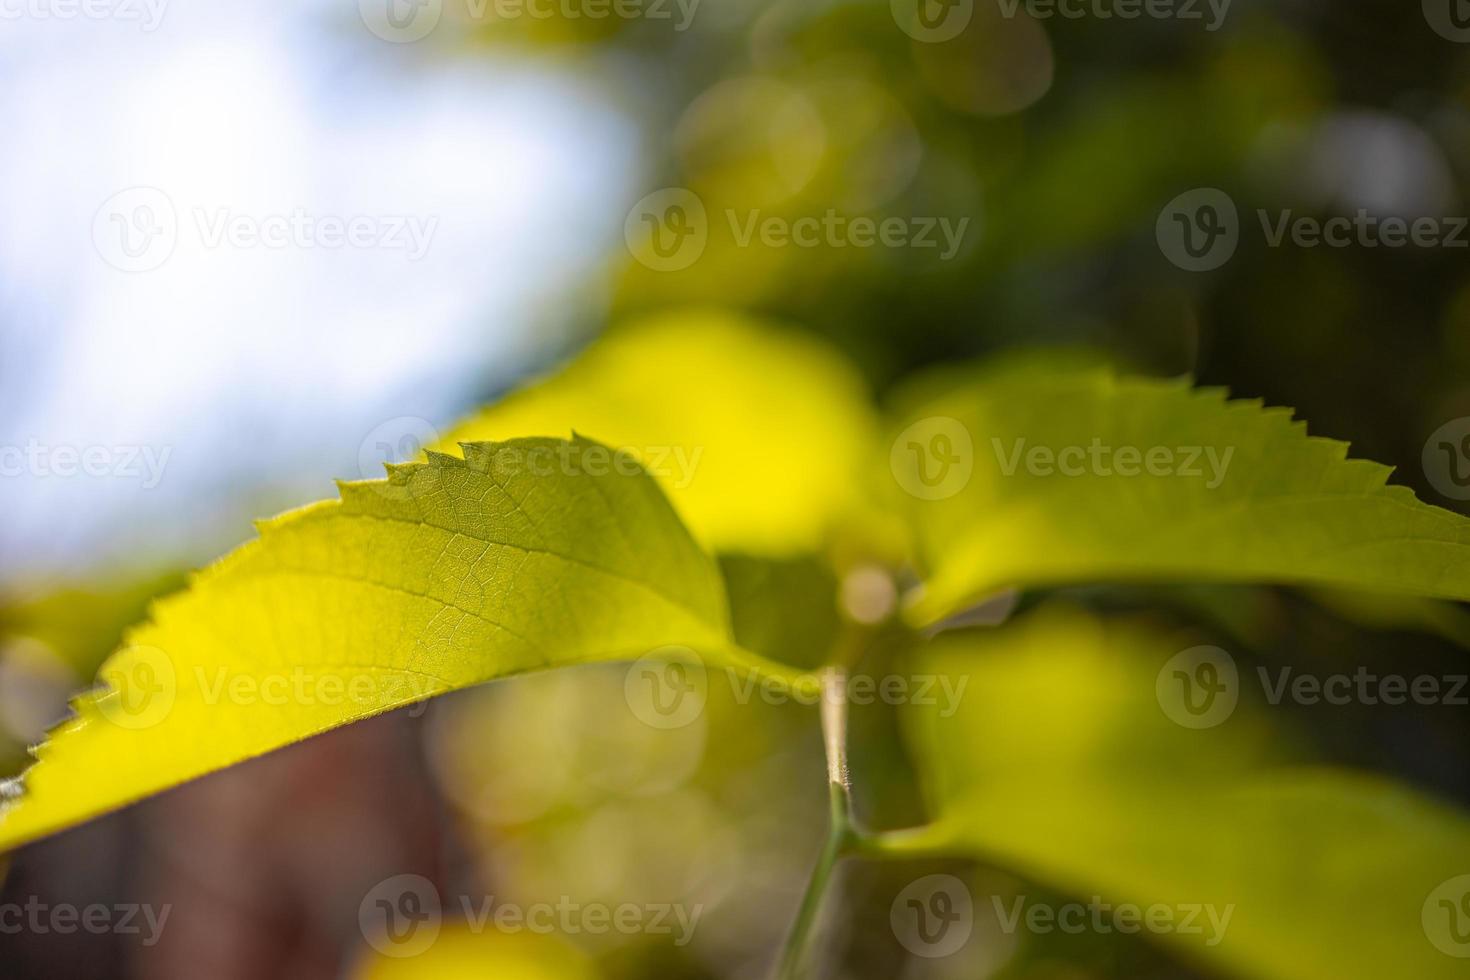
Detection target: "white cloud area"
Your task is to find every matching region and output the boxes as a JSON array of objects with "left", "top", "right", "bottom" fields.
[{"left": 0, "top": 2, "right": 637, "bottom": 583}]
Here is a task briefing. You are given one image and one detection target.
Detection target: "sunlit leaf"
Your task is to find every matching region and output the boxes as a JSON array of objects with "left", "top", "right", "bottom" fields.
[
  {"left": 352, "top": 924, "right": 599, "bottom": 980},
  {"left": 0, "top": 437, "right": 800, "bottom": 851},
  {"left": 440, "top": 310, "right": 879, "bottom": 555},
  {"left": 892, "top": 360, "right": 1470, "bottom": 624},
  {"left": 903, "top": 605, "right": 1470, "bottom": 980}
]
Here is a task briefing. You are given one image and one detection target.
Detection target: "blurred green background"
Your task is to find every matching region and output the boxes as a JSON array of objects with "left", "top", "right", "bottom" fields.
[{"left": 2, "top": 0, "right": 1470, "bottom": 977}]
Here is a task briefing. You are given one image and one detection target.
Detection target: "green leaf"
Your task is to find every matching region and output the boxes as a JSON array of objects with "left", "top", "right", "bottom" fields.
[
  {"left": 1306, "top": 586, "right": 1470, "bottom": 649},
  {"left": 891, "top": 360, "right": 1470, "bottom": 624},
  {"left": 903, "top": 604, "right": 1470, "bottom": 980},
  {"left": 440, "top": 310, "right": 880, "bottom": 556},
  {"left": 0, "top": 437, "right": 799, "bottom": 851},
  {"left": 356, "top": 924, "right": 599, "bottom": 980},
  {"left": 718, "top": 553, "right": 841, "bottom": 671}
]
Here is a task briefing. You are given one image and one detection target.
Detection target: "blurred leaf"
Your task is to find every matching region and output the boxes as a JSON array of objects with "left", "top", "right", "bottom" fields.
[
  {"left": 904, "top": 604, "right": 1470, "bottom": 980},
  {"left": 0, "top": 437, "right": 801, "bottom": 851},
  {"left": 352, "top": 925, "right": 599, "bottom": 980},
  {"left": 894, "top": 360, "right": 1470, "bottom": 624},
  {"left": 0, "top": 569, "right": 184, "bottom": 676},
  {"left": 718, "top": 553, "right": 841, "bottom": 671},
  {"left": 441, "top": 310, "right": 879, "bottom": 556},
  {"left": 1307, "top": 587, "right": 1470, "bottom": 648},
  {"left": 984, "top": 29, "right": 1327, "bottom": 265}
]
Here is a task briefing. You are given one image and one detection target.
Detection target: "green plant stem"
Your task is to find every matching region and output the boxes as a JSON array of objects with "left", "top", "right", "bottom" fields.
[
  {"left": 776, "top": 782, "right": 854, "bottom": 980},
  {"left": 773, "top": 650, "right": 954, "bottom": 979},
  {"left": 775, "top": 669, "right": 857, "bottom": 980}
]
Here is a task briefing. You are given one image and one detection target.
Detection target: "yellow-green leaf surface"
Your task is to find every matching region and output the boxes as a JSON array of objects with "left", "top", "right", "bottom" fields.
[
  {"left": 440, "top": 310, "right": 879, "bottom": 555},
  {"left": 353, "top": 924, "right": 599, "bottom": 980},
  {"left": 892, "top": 361, "right": 1470, "bottom": 623},
  {"left": 903, "top": 605, "right": 1470, "bottom": 980},
  {"left": 0, "top": 437, "right": 792, "bottom": 851}
]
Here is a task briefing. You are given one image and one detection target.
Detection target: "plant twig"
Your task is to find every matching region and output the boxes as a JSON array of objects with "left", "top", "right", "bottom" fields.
[{"left": 775, "top": 668, "right": 856, "bottom": 980}]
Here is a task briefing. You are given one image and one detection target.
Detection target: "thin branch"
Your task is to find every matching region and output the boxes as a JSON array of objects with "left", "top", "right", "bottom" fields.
[
  {"left": 821, "top": 668, "right": 852, "bottom": 808},
  {"left": 775, "top": 668, "right": 855, "bottom": 980}
]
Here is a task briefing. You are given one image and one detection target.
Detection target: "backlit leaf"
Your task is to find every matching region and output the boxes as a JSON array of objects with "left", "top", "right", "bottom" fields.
[
  {"left": 891, "top": 361, "right": 1470, "bottom": 624},
  {"left": 903, "top": 605, "right": 1470, "bottom": 980},
  {"left": 441, "top": 310, "right": 879, "bottom": 555},
  {"left": 0, "top": 437, "right": 800, "bottom": 851}
]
